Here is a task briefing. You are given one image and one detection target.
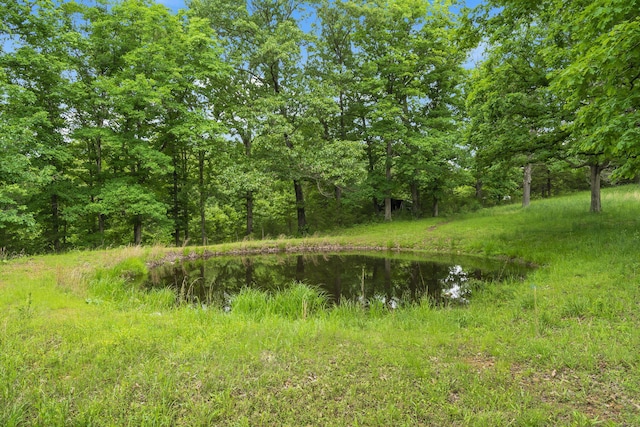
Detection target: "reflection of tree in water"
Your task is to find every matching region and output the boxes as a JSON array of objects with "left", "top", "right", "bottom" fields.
[
  {"left": 244, "top": 258, "right": 254, "bottom": 287},
  {"left": 150, "top": 259, "right": 249, "bottom": 308},
  {"left": 145, "top": 254, "right": 529, "bottom": 308}
]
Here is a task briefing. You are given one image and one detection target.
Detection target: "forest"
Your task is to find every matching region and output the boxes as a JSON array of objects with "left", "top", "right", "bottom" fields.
[{"left": 1, "top": 0, "right": 638, "bottom": 253}]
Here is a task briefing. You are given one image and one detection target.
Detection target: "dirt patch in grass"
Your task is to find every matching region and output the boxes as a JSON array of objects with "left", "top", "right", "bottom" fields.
[
  {"left": 463, "top": 353, "right": 496, "bottom": 373},
  {"left": 511, "top": 363, "right": 639, "bottom": 423}
]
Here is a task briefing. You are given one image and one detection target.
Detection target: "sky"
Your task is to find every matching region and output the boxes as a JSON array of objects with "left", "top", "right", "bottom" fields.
[{"left": 156, "top": 0, "right": 187, "bottom": 11}]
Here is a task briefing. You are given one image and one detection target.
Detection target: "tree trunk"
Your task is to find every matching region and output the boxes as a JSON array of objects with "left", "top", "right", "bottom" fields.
[
  {"left": 293, "top": 180, "right": 307, "bottom": 234},
  {"left": 522, "top": 163, "right": 532, "bottom": 208},
  {"left": 182, "top": 150, "right": 189, "bottom": 245},
  {"left": 242, "top": 135, "right": 253, "bottom": 237},
  {"left": 172, "top": 157, "right": 180, "bottom": 246},
  {"left": 384, "top": 139, "right": 392, "bottom": 222},
  {"left": 133, "top": 215, "right": 142, "bottom": 245},
  {"left": 95, "top": 136, "right": 105, "bottom": 241},
  {"left": 475, "top": 179, "right": 483, "bottom": 201},
  {"left": 246, "top": 191, "right": 254, "bottom": 237},
  {"left": 590, "top": 163, "right": 602, "bottom": 213},
  {"left": 335, "top": 186, "right": 342, "bottom": 226},
  {"left": 384, "top": 197, "right": 392, "bottom": 221},
  {"left": 546, "top": 168, "right": 552, "bottom": 198},
  {"left": 339, "top": 92, "right": 346, "bottom": 140},
  {"left": 95, "top": 136, "right": 102, "bottom": 178},
  {"left": 364, "top": 127, "right": 378, "bottom": 214},
  {"left": 98, "top": 211, "right": 105, "bottom": 247},
  {"left": 198, "top": 151, "right": 207, "bottom": 245},
  {"left": 51, "top": 194, "right": 60, "bottom": 252},
  {"left": 432, "top": 197, "right": 439, "bottom": 218},
  {"left": 410, "top": 182, "right": 421, "bottom": 217},
  {"left": 183, "top": 209, "right": 189, "bottom": 245}
]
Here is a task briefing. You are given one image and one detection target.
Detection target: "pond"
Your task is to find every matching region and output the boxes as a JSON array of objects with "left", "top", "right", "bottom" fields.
[{"left": 145, "top": 252, "right": 532, "bottom": 310}]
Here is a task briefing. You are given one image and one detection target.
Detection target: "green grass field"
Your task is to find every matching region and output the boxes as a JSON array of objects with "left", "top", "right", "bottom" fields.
[{"left": 1, "top": 186, "right": 639, "bottom": 426}]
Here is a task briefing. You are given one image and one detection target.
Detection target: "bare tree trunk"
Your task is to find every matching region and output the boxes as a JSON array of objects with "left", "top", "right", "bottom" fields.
[
  {"left": 198, "top": 151, "right": 207, "bottom": 245},
  {"left": 590, "top": 163, "right": 602, "bottom": 213},
  {"left": 384, "top": 139, "right": 392, "bottom": 222},
  {"left": 172, "top": 158, "right": 180, "bottom": 246},
  {"left": 363, "top": 119, "right": 378, "bottom": 214},
  {"left": 96, "top": 136, "right": 105, "bottom": 241},
  {"left": 133, "top": 215, "right": 142, "bottom": 245},
  {"left": 546, "top": 168, "right": 552, "bottom": 198},
  {"left": 433, "top": 197, "right": 439, "bottom": 217},
  {"left": 335, "top": 186, "right": 342, "bottom": 225},
  {"left": 242, "top": 135, "right": 253, "bottom": 237},
  {"left": 183, "top": 212, "right": 189, "bottom": 244},
  {"left": 522, "top": 163, "right": 532, "bottom": 208},
  {"left": 246, "top": 191, "right": 254, "bottom": 237},
  {"left": 384, "top": 197, "right": 392, "bottom": 221},
  {"left": 294, "top": 180, "right": 307, "bottom": 234},
  {"left": 182, "top": 150, "right": 189, "bottom": 244},
  {"left": 52, "top": 194, "right": 60, "bottom": 252},
  {"left": 410, "top": 182, "right": 421, "bottom": 217},
  {"left": 475, "top": 179, "right": 483, "bottom": 201}
]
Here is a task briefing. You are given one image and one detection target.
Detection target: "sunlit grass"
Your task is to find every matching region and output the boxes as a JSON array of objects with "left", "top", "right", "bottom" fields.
[{"left": 1, "top": 186, "right": 640, "bottom": 425}]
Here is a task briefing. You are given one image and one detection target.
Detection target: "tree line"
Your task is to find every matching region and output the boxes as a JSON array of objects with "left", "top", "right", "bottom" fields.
[{"left": 0, "top": 0, "right": 637, "bottom": 253}]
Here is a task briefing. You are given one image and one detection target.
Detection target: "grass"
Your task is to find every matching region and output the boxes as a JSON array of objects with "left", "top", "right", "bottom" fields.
[{"left": 1, "top": 186, "right": 640, "bottom": 425}]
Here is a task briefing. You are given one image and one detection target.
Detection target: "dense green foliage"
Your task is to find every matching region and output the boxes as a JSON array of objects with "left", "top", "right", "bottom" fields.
[
  {"left": 466, "top": 0, "right": 640, "bottom": 211},
  {"left": 1, "top": 0, "right": 638, "bottom": 253},
  {"left": 1, "top": 186, "right": 639, "bottom": 425}
]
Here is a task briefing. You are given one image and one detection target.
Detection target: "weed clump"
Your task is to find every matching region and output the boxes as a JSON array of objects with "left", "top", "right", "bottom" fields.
[
  {"left": 108, "top": 258, "right": 147, "bottom": 281},
  {"left": 231, "top": 283, "right": 327, "bottom": 320},
  {"left": 87, "top": 257, "right": 175, "bottom": 310}
]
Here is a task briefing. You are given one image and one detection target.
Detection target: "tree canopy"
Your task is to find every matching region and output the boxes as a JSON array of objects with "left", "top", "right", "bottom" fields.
[{"left": 0, "top": 0, "right": 637, "bottom": 253}]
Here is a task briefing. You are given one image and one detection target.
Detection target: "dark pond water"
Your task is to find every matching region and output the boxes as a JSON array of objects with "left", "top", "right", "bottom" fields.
[{"left": 145, "top": 252, "right": 532, "bottom": 309}]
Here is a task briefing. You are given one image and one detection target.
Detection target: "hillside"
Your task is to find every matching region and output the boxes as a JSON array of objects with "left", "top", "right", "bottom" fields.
[{"left": 1, "top": 186, "right": 639, "bottom": 425}]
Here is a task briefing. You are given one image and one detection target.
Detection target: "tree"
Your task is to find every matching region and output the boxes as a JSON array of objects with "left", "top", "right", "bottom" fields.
[
  {"left": 192, "top": 0, "right": 362, "bottom": 235},
  {"left": 64, "top": 0, "right": 228, "bottom": 245},
  {"left": 0, "top": 0, "right": 81, "bottom": 251},
  {"left": 466, "top": 5, "right": 570, "bottom": 208},
  {"left": 68, "top": 0, "right": 174, "bottom": 245},
  {"left": 347, "top": 0, "right": 466, "bottom": 220},
  {"left": 155, "top": 15, "right": 229, "bottom": 246},
  {"left": 307, "top": 0, "right": 366, "bottom": 225},
  {"left": 189, "top": 0, "right": 312, "bottom": 234},
  {"left": 0, "top": 89, "right": 51, "bottom": 251},
  {"left": 552, "top": 0, "right": 640, "bottom": 179},
  {"left": 469, "top": 0, "right": 638, "bottom": 212}
]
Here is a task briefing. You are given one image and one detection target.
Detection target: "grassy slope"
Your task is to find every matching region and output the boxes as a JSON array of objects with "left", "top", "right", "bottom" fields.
[{"left": 1, "top": 186, "right": 639, "bottom": 426}]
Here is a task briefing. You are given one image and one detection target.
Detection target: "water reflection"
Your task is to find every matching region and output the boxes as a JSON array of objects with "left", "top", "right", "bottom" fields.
[{"left": 145, "top": 253, "right": 529, "bottom": 309}]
